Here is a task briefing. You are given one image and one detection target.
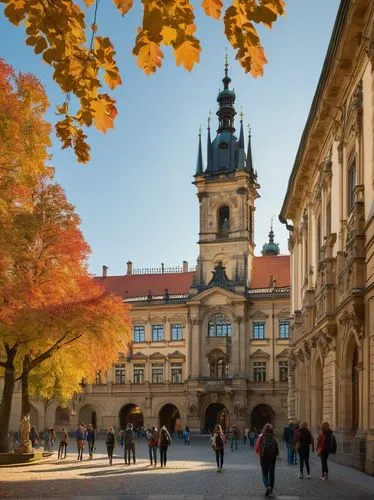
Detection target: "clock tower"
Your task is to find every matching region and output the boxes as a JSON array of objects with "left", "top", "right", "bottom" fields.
[{"left": 192, "top": 61, "right": 260, "bottom": 294}]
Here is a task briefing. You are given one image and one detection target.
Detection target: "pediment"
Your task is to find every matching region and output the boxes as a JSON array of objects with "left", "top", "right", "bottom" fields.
[
  {"left": 249, "top": 349, "right": 270, "bottom": 359},
  {"left": 276, "top": 348, "right": 290, "bottom": 359},
  {"left": 276, "top": 309, "right": 290, "bottom": 319},
  {"left": 167, "top": 350, "right": 186, "bottom": 360},
  {"left": 249, "top": 309, "right": 268, "bottom": 320},
  {"left": 168, "top": 315, "right": 187, "bottom": 326},
  {"left": 150, "top": 316, "right": 165, "bottom": 324},
  {"left": 132, "top": 351, "right": 148, "bottom": 360},
  {"left": 149, "top": 351, "right": 167, "bottom": 360},
  {"left": 189, "top": 286, "right": 245, "bottom": 306},
  {"left": 132, "top": 317, "right": 146, "bottom": 324}
]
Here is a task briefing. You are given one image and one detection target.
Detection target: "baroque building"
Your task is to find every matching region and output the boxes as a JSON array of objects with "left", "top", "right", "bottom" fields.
[
  {"left": 4, "top": 65, "right": 291, "bottom": 437},
  {"left": 279, "top": 0, "right": 374, "bottom": 475}
]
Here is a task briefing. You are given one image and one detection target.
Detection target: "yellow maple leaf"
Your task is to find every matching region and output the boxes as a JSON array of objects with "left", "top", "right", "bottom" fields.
[
  {"left": 161, "top": 26, "right": 177, "bottom": 46},
  {"left": 135, "top": 38, "right": 164, "bottom": 75},
  {"left": 174, "top": 38, "right": 200, "bottom": 72},
  {"left": 201, "top": 0, "right": 223, "bottom": 20},
  {"left": 112, "top": 0, "right": 133, "bottom": 15},
  {"left": 91, "top": 95, "right": 117, "bottom": 133},
  {"left": 104, "top": 69, "right": 122, "bottom": 90},
  {"left": 82, "top": 0, "right": 96, "bottom": 6}
]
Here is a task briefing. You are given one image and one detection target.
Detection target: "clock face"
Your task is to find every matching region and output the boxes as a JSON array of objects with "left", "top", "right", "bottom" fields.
[{"left": 219, "top": 142, "right": 228, "bottom": 150}]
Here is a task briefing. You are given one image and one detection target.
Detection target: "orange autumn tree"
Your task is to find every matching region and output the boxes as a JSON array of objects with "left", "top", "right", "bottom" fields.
[
  {"left": 0, "top": 60, "right": 130, "bottom": 452},
  {"left": 0, "top": 0, "right": 286, "bottom": 163}
]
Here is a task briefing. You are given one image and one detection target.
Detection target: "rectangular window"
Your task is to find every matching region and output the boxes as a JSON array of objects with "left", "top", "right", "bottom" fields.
[
  {"left": 133, "top": 364, "right": 145, "bottom": 384},
  {"left": 316, "top": 214, "right": 322, "bottom": 262},
  {"left": 152, "top": 363, "right": 164, "bottom": 384},
  {"left": 133, "top": 325, "right": 145, "bottom": 343},
  {"left": 254, "top": 362, "right": 266, "bottom": 382},
  {"left": 114, "top": 364, "right": 126, "bottom": 384},
  {"left": 152, "top": 324, "right": 164, "bottom": 342},
  {"left": 279, "top": 361, "right": 288, "bottom": 382},
  {"left": 171, "top": 323, "right": 183, "bottom": 341},
  {"left": 348, "top": 158, "right": 356, "bottom": 214},
  {"left": 253, "top": 321, "right": 265, "bottom": 339},
  {"left": 326, "top": 199, "right": 331, "bottom": 237},
  {"left": 171, "top": 363, "right": 183, "bottom": 383},
  {"left": 279, "top": 320, "right": 289, "bottom": 339}
]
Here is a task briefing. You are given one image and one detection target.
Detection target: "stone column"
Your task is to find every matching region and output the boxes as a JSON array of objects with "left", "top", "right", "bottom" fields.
[
  {"left": 288, "top": 361, "right": 296, "bottom": 421},
  {"left": 190, "top": 318, "right": 201, "bottom": 377}
]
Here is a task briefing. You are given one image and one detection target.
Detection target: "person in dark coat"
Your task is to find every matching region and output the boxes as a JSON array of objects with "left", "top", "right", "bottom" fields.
[
  {"left": 86, "top": 424, "right": 96, "bottom": 459},
  {"left": 29, "top": 426, "right": 39, "bottom": 449},
  {"left": 106, "top": 427, "right": 116, "bottom": 465},
  {"left": 124, "top": 423, "right": 136, "bottom": 464},
  {"left": 256, "top": 423, "right": 279, "bottom": 497},
  {"left": 158, "top": 425, "right": 172, "bottom": 468},
  {"left": 295, "top": 421, "right": 314, "bottom": 478}
]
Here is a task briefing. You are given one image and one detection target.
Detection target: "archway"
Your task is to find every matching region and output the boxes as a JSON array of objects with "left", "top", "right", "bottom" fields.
[
  {"left": 119, "top": 404, "right": 143, "bottom": 431},
  {"left": 159, "top": 404, "right": 180, "bottom": 433},
  {"left": 79, "top": 404, "right": 97, "bottom": 428},
  {"left": 250, "top": 404, "right": 275, "bottom": 432},
  {"left": 342, "top": 335, "right": 360, "bottom": 433},
  {"left": 30, "top": 405, "right": 39, "bottom": 429},
  {"left": 55, "top": 405, "right": 70, "bottom": 426},
  {"left": 204, "top": 403, "right": 229, "bottom": 434}
]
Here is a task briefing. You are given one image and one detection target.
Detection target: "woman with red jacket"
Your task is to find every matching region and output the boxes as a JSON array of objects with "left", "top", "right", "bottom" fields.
[
  {"left": 255, "top": 424, "right": 279, "bottom": 497},
  {"left": 317, "top": 421, "right": 337, "bottom": 480}
]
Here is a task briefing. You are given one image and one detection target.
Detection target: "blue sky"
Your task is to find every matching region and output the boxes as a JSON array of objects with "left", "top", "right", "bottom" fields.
[{"left": 0, "top": 0, "right": 340, "bottom": 276}]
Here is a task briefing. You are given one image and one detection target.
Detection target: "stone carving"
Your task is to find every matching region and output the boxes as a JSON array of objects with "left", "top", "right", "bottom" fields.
[
  {"left": 15, "top": 415, "right": 33, "bottom": 454},
  {"left": 188, "top": 404, "right": 198, "bottom": 418}
]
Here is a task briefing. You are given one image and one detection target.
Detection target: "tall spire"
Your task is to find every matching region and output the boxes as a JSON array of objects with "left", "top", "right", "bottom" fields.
[
  {"left": 216, "top": 55, "right": 236, "bottom": 133},
  {"left": 195, "top": 126, "right": 203, "bottom": 176},
  {"left": 238, "top": 110, "right": 245, "bottom": 170},
  {"left": 207, "top": 110, "right": 212, "bottom": 172},
  {"left": 246, "top": 123, "right": 254, "bottom": 173}
]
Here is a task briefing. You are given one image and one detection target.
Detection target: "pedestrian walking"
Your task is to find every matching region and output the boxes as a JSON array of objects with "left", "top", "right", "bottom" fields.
[
  {"left": 243, "top": 426, "right": 249, "bottom": 445},
  {"left": 211, "top": 424, "right": 226, "bottom": 472},
  {"left": 255, "top": 423, "right": 279, "bottom": 497},
  {"left": 29, "top": 426, "right": 39, "bottom": 449},
  {"left": 158, "top": 425, "right": 172, "bottom": 468},
  {"left": 317, "top": 421, "right": 337, "bottom": 480},
  {"left": 58, "top": 428, "right": 68, "bottom": 459},
  {"left": 146, "top": 426, "right": 159, "bottom": 466},
  {"left": 106, "top": 427, "right": 116, "bottom": 465},
  {"left": 183, "top": 426, "right": 190, "bottom": 445},
  {"left": 75, "top": 423, "right": 87, "bottom": 461},
  {"left": 295, "top": 421, "right": 314, "bottom": 478},
  {"left": 283, "top": 421, "right": 295, "bottom": 465},
  {"left": 43, "top": 428, "right": 52, "bottom": 452},
  {"left": 292, "top": 420, "right": 300, "bottom": 465},
  {"left": 50, "top": 426, "right": 56, "bottom": 448},
  {"left": 124, "top": 423, "right": 136, "bottom": 464},
  {"left": 231, "top": 424, "right": 240, "bottom": 451},
  {"left": 87, "top": 424, "right": 96, "bottom": 459},
  {"left": 249, "top": 427, "right": 256, "bottom": 448}
]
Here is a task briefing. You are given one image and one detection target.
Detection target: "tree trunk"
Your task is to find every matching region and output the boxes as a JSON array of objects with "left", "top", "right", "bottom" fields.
[
  {"left": 21, "top": 355, "right": 31, "bottom": 419},
  {"left": 0, "top": 344, "right": 18, "bottom": 453}
]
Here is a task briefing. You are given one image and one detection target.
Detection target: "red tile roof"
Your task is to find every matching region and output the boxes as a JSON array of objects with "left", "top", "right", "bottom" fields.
[
  {"left": 96, "top": 256, "right": 290, "bottom": 299},
  {"left": 96, "top": 272, "right": 194, "bottom": 298},
  {"left": 250, "top": 255, "right": 290, "bottom": 289}
]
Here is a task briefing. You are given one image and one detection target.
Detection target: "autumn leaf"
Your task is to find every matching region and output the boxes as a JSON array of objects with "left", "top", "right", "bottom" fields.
[
  {"left": 174, "top": 38, "right": 200, "bottom": 71},
  {"left": 202, "top": 0, "right": 223, "bottom": 20},
  {"left": 91, "top": 95, "right": 117, "bottom": 132},
  {"left": 134, "top": 32, "right": 164, "bottom": 75},
  {"left": 113, "top": 0, "right": 133, "bottom": 15},
  {"left": 161, "top": 26, "right": 177, "bottom": 46}
]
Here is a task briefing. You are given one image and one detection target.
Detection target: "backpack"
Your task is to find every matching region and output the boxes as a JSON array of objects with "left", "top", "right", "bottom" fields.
[
  {"left": 326, "top": 433, "right": 337, "bottom": 454},
  {"left": 261, "top": 435, "right": 278, "bottom": 459},
  {"left": 214, "top": 433, "right": 224, "bottom": 450}
]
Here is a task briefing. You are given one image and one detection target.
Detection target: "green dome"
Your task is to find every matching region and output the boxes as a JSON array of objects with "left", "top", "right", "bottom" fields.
[{"left": 261, "top": 241, "right": 280, "bottom": 256}]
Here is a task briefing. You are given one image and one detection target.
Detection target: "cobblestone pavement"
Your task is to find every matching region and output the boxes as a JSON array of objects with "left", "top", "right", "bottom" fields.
[{"left": 1, "top": 437, "right": 374, "bottom": 499}]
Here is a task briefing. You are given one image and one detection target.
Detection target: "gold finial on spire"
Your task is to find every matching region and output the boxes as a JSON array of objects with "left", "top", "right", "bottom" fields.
[
  {"left": 270, "top": 216, "right": 274, "bottom": 231},
  {"left": 247, "top": 122, "right": 251, "bottom": 135},
  {"left": 240, "top": 106, "right": 244, "bottom": 122}
]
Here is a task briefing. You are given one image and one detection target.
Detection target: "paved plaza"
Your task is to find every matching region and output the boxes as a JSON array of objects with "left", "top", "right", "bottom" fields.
[{"left": 1, "top": 436, "right": 374, "bottom": 499}]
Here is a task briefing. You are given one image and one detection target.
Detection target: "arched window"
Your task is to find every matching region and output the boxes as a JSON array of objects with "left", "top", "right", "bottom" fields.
[
  {"left": 210, "top": 358, "right": 228, "bottom": 379},
  {"left": 218, "top": 205, "right": 230, "bottom": 236},
  {"left": 208, "top": 314, "right": 232, "bottom": 337}
]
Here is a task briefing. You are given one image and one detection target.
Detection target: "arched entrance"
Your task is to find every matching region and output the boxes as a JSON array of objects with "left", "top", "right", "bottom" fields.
[
  {"left": 30, "top": 405, "right": 39, "bottom": 429},
  {"left": 55, "top": 405, "right": 70, "bottom": 426},
  {"left": 250, "top": 404, "right": 275, "bottom": 432},
  {"left": 352, "top": 346, "right": 359, "bottom": 432},
  {"left": 314, "top": 358, "right": 323, "bottom": 428},
  {"left": 204, "top": 403, "right": 229, "bottom": 434},
  {"left": 119, "top": 404, "right": 143, "bottom": 431},
  {"left": 159, "top": 404, "right": 180, "bottom": 433},
  {"left": 79, "top": 404, "right": 97, "bottom": 428},
  {"left": 342, "top": 335, "right": 360, "bottom": 433}
]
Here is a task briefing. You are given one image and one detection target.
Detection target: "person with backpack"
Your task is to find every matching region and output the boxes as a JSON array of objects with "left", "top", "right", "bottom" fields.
[
  {"left": 295, "top": 421, "right": 314, "bottom": 478},
  {"left": 158, "top": 425, "right": 172, "bottom": 468},
  {"left": 255, "top": 423, "right": 279, "bottom": 497},
  {"left": 86, "top": 424, "right": 96, "bottom": 459},
  {"left": 106, "top": 427, "right": 116, "bottom": 465},
  {"left": 58, "top": 428, "right": 68, "bottom": 459},
  {"left": 146, "top": 426, "right": 159, "bottom": 466},
  {"left": 211, "top": 424, "right": 226, "bottom": 472},
  {"left": 317, "top": 421, "right": 337, "bottom": 480},
  {"left": 124, "top": 423, "right": 136, "bottom": 465}
]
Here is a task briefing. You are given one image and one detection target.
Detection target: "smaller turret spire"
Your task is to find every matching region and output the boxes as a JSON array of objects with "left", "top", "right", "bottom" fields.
[
  {"left": 195, "top": 126, "right": 203, "bottom": 176},
  {"left": 246, "top": 123, "right": 254, "bottom": 174},
  {"left": 207, "top": 110, "right": 212, "bottom": 172},
  {"left": 222, "top": 50, "right": 231, "bottom": 90},
  {"left": 238, "top": 109, "right": 245, "bottom": 170}
]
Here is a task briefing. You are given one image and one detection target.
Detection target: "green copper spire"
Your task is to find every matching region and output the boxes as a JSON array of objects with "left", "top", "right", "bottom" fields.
[{"left": 261, "top": 219, "right": 280, "bottom": 256}]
